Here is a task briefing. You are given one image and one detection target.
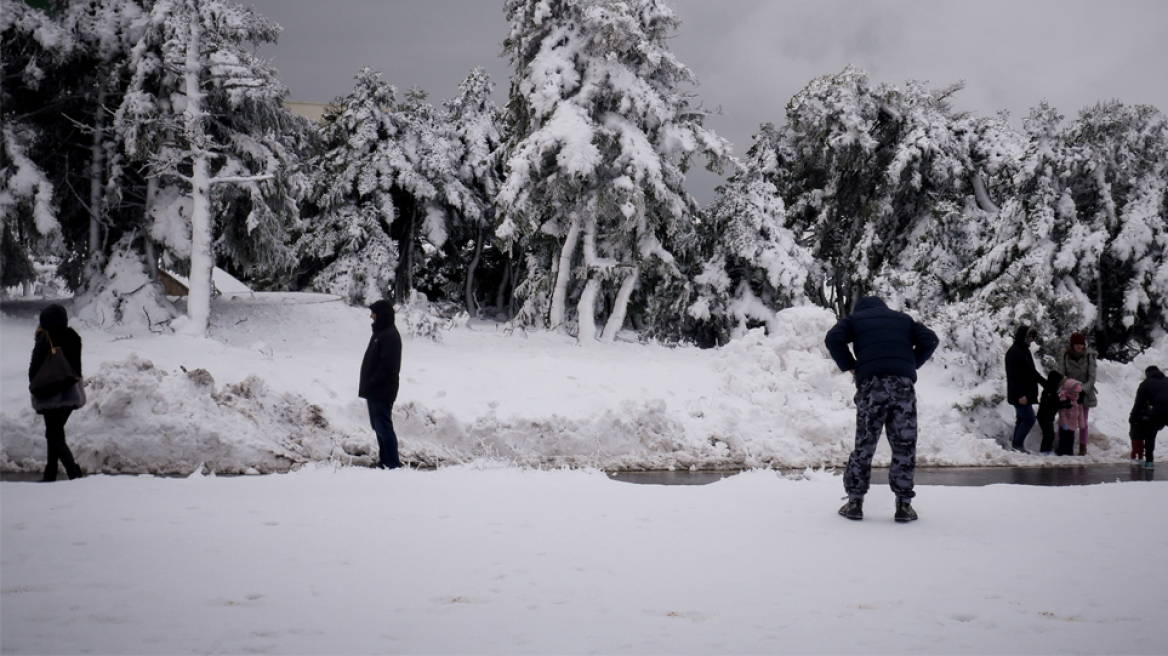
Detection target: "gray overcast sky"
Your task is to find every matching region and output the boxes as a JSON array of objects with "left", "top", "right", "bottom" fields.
[{"left": 247, "top": 0, "right": 1168, "bottom": 203}]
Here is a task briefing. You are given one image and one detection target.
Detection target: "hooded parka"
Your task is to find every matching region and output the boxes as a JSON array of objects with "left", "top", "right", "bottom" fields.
[
  {"left": 1005, "top": 326, "right": 1040, "bottom": 406},
  {"left": 359, "top": 300, "right": 402, "bottom": 406}
]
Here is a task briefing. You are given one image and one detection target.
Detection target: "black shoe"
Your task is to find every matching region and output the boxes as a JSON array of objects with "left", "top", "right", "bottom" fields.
[
  {"left": 838, "top": 499, "right": 863, "bottom": 520},
  {"left": 894, "top": 500, "right": 918, "bottom": 523}
]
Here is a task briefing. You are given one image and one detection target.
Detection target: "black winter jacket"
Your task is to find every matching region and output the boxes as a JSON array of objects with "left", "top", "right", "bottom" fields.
[
  {"left": 1005, "top": 326, "right": 1040, "bottom": 406},
  {"left": 1037, "top": 371, "right": 1070, "bottom": 421},
  {"left": 824, "top": 296, "right": 939, "bottom": 384},
  {"left": 359, "top": 302, "right": 402, "bottom": 405},
  {"left": 1129, "top": 367, "right": 1168, "bottom": 424},
  {"left": 28, "top": 304, "right": 83, "bottom": 383}
]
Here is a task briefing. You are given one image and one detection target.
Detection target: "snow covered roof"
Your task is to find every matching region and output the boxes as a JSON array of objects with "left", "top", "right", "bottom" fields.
[{"left": 159, "top": 268, "right": 252, "bottom": 295}]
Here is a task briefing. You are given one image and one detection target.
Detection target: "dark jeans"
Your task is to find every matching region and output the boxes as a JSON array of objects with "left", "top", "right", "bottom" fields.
[
  {"left": 1012, "top": 404, "right": 1037, "bottom": 450},
  {"left": 844, "top": 375, "right": 918, "bottom": 502},
  {"left": 42, "top": 408, "right": 81, "bottom": 481},
  {"left": 1037, "top": 407, "right": 1058, "bottom": 452},
  {"left": 366, "top": 399, "right": 403, "bottom": 469},
  {"left": 1133, "top": 417, "right": 1164, "bottom": 463}
]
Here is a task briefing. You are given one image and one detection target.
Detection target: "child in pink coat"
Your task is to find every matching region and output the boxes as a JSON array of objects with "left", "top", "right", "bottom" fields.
[{"left": 1057, "top": 378, "right": 1085, "bottom": 456}]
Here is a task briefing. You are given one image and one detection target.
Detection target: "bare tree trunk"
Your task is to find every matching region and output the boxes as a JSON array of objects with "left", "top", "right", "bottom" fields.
[
  {"left": 465, "top": 221, "right": 483, "bottom": 317},
  {"left": 495, "top": 254, "right": 511, "bottom": 315},
  {"left": 394, "top": 202, "right": 418, "bottom": 305},
  {"left": 181, "top": 7, "right": 214, "bottom": 336},
  {"left": 576, "top": 213, "right": 604, "bottom": 342},
  {"left": 143, "top": 175, "right": 159, "bottom": 280},
  {"left": 576, "top": 276, "right": 600, "bottom": 342},
  {"left": 88, "top": 77, "right": 107, "bottom": 259},
  {"left": 601, "top": 267, "right": 638, "bottom": 342},
  {"left": 971, "top": 170, "right": 999, "bottom": 214},
  {"left": 509, "top": 255, "right": 521, "bottom": 317},
  {"left": 549, "top": 212, "right": 581, "bottom": 329}
]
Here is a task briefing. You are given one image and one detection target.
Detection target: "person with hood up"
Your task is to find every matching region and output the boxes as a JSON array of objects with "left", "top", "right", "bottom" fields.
[
  {"left": 1004, "top": 326, "right": 1042, "bottom": 453},
  {"left": 27, "top": 303, "right": 86, "bottom": 481},
  {"left": 825, "top": 296, "right": 939, "bottom": 523},
  {"left": 1058, "top": 332, "right": 1098, "bottom": 456},
  {"left": 1128, "top": 366, "right": 1168, "bottom": 469},
  {"left": 1056, "top": 378, "right": 1085, "bottom": 456},
  {"left": 359, "top": 299, "right": 404, "bottom": 469}
]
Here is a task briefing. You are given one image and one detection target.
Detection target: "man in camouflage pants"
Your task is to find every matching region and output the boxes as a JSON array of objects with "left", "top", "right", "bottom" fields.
[{"left": 825, "top": 296, "right": 939, "bottom": 522}]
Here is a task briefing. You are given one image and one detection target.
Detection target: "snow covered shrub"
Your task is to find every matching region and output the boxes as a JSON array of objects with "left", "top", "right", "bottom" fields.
[
  {"left": 397, "top": 291, "right": 465, "bottom": 343},
  {"left": 678, "top": 152, "right": 813, "bottom": 346},
  {"left": 71, "top": 237, "right": 175, "bottom": 332}
]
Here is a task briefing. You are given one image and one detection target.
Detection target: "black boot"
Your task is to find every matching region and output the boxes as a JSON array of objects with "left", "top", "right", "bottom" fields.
[
  {"left": 838, "top": 499, "right": 863, "bottom": 520},
  {"left": 894, "top": 500, "right": 918, "bottom": 523}
]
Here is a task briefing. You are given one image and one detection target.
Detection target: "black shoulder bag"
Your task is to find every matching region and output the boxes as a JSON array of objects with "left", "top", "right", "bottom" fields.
[{"left": 29, "top": 331, "right": 80, "bottom": 399}]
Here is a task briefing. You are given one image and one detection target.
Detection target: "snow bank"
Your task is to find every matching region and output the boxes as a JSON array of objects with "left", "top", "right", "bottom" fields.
[
  {"left": 1, "top": 354, "right": 370, "bottom": 474},
  {"left": 0, "top": 294, "right": 1146, "bottom": 474}
]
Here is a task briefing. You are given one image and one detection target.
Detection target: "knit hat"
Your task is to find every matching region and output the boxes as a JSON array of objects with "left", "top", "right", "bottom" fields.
[{"left": 1070, "top": 332, "right": 1086, "bottom": 346}]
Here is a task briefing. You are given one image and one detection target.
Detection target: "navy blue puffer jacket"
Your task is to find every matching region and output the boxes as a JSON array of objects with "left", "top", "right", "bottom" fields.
[{"left": 824, "top": 297, "right": 939, "bottom": 385}]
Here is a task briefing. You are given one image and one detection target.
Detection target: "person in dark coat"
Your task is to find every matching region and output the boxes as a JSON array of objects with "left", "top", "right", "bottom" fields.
[
  {"left": 825, "top": 296, "right": 939, "bottom": 522},
  {"left": 1004, "top": 326, "right": 1041, "bottom": 453},
  {"left": 28, "top": 304, "right": 85, "bottom": 481},
  {"left": 1128, "top": 366, "right": 1168, "bottom": 468},
  {"left": 359, "top": 299, "right": 404, "bottom": 469}
]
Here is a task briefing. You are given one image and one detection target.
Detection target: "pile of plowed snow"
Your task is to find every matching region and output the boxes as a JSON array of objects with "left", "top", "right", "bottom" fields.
[{"left": 1, "top": 294, "right": 1149, "bottom": 474}]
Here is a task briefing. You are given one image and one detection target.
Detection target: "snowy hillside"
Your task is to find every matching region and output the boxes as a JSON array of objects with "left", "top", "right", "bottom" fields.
[{"left": 0, "top": 294, "right": 1152, "bottom": 474}]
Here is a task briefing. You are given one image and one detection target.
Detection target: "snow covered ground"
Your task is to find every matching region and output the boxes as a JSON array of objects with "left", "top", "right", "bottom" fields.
[
  {"left": 0, "top": 293, "right": 1157, "bottom": 474},
  {"left": 2, "top": 466, "right": 1166, "bottom": 654}
]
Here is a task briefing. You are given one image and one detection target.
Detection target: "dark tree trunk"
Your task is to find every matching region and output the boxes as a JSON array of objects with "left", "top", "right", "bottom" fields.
[
  {"left": 392, "top": 192, "right": 419, "bottom": 305},
  {"left": 465, "top": 222, "right": 484, "bottom": 317}
]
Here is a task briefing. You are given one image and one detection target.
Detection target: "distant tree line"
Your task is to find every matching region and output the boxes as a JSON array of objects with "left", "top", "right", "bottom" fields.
[{"left": 3, "top": 0, "right": 1166, "bottom": 365}]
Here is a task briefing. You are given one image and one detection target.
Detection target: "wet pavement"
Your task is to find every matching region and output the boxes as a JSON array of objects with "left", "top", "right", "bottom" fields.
[
  {"left": 1, "top": 463, "right": 1159, "bottom": 485},
  {"left": 605, "top": 464, "right": 1160, "bottom": 486}
]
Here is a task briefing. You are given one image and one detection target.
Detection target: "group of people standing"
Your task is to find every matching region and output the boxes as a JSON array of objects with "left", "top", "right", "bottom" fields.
[
  {"left": 823, "top": 297, "right": 1165, "bottom": 523},
  {"left": 1006, "top": 328, "right": 1099, "bottom": 457},
  {"left": 1005, "top": 325, "right": 1161, "bottom": 468}
]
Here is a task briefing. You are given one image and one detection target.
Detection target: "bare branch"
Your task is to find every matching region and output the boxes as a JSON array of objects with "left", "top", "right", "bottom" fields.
[{"left": 210, "top": 173, "right": 275, "bottom": 185}]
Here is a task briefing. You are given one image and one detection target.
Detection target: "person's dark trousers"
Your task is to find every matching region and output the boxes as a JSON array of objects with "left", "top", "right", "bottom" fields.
[
  {"left": 1146, "top": 418, "right": 1165, "bottom": 463},
  {"left": 366, "top": 399, "right": 403, "bottom": 469},
  {"left": 1037, "top": 411, "right": 1057, "bottom": 452},
  {"left": 1012, "top": 404, "right": 1037, "bottom": 451},
  {"left": 42, "top": 408, "right": 80, "bottom": 481},
  {"left": 844, "top": 375, "right": 918, "bottom": 502}
]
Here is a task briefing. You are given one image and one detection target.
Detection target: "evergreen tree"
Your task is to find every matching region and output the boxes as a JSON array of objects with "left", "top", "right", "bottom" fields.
[
  {"left": 1060, "top": 101, "right": 1168, "bottom": 358},
  {"left": 301, "top": 69, "right": 433, "bottom": 305},
  {"left": 1, "top": 1, "right": 74, "bottom": 292},
  {"left": 772, "top": 67, "right": 985, "bottom": 317},
  {"left": 498, "top": 0, "right": 731, "bottom": 342},
  {"left": 440, "top": 67, "right": 506, "bottom": 317},
  {"left": 116, "top": 0, "right": 302, "bottom": 335},
  {"left": 682, "top": 130, "right": 812, "bottom": 345}
]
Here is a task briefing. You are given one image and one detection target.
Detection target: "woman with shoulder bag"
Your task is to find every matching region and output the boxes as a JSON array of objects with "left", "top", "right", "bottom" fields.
[
  {"left": 1059, "top": 332, "right": 1097, "bottom": 456},
  {"left": 28, "top": 304, "right": 86, "bottom": 481}
]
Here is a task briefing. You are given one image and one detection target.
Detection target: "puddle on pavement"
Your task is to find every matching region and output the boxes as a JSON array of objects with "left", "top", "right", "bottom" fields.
[{"left": 607, "top": 464, "right": 1160, "bottom": 486}]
